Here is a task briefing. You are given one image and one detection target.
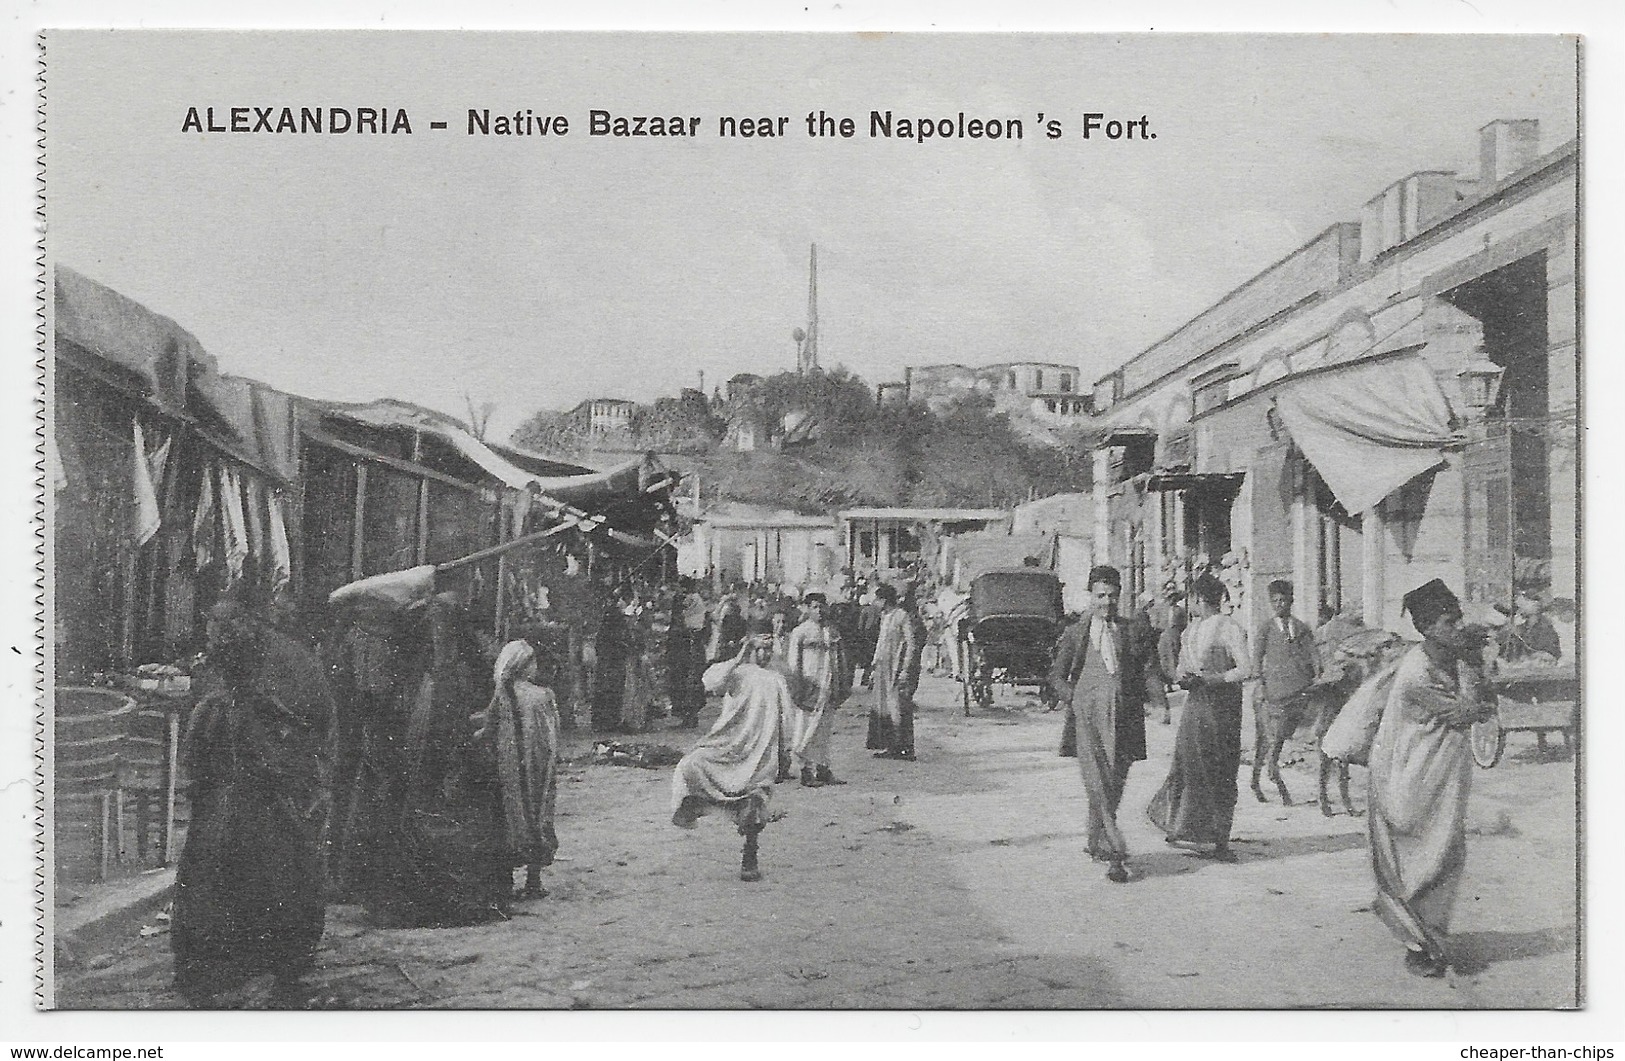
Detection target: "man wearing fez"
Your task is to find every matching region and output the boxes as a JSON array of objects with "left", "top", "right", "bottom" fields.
[
  {"left": 1367, "top": 578, "right": 1493, "bottom": 978},
  {"left": 1048, "top": 565, "right": 1149, "bottom": 883}
]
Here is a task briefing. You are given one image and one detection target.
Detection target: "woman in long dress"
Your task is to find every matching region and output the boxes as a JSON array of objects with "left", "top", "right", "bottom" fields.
[
  {"left": 1147, "top": 574, "right": 1250, "bottom": 860},
  {"left": 475, "top": 640, "right": 561, "bottom": 901},
  {"left": 355, "top": 593, "right": 509, "bottom": 927}
]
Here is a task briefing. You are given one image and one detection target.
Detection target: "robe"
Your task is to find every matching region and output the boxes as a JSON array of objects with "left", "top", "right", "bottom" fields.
[
  {"left": 171, "top": 630, "right": 335, "bottom": 1001},
  {"left": 1368, "top": 643, "right": 1481, "bottom": 961},
  {"left": 489, "top": 680, "right": 561, "bottom": 868},
  {"left": 671, "top": 661, "right": 790, "bottom": 833},
  {"left": 786, "top": 620, "right": 851, "bottom": 771},
  {"left": 1050, "top": 612, "right": 1147, "bottom": 861},
  {"left": 867, "top": 608, "right": 921, "bottom": 754}
]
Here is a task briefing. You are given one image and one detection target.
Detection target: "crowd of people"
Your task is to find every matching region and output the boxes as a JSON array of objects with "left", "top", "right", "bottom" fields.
[
  {"left": 165, "top": 548, "right": 1559, "bottom": 1004},
  {"left": 1048, "top": 563, "right": 1559, "bottom": 981},
  {"left": 166, "top": 561, "right": 939, "bottom": 1006}
]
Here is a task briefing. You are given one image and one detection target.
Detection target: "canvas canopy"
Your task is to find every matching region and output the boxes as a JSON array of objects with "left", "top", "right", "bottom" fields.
[
  {"left": 1273, "top": 352, "right": 1459, "bottom": 515},
  {"left": 326, "top": 400, "right": 663, "bottom": 505}
]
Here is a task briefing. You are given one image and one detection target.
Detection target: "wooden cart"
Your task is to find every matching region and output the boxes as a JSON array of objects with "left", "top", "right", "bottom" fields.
[{"left": 1470, "top": 663, "right": 1577, "bottom": 768}]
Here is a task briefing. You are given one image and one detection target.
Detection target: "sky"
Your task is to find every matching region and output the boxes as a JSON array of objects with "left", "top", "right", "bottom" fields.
[{"left": 46, "top": 32, "right": 1578, "bottom": 440}]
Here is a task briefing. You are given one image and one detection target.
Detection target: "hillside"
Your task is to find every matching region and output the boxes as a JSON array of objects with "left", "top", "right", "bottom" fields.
[{"left": 510, "top": 368, "right": 1094, "bottom": 514}]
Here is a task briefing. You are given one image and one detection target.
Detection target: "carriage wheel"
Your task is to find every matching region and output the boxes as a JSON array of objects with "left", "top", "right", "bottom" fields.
[
  {"left": 1471, "top": 704, "right": 1506, "bottom": 769},
  {"left": 975, "top": 666, "right": 994, "bottom": 709}
]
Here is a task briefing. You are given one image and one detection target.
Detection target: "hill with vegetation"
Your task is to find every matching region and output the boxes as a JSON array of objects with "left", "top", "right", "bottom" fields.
[{"left": 510, "top": 367, "right": 1093, "bottom": 514}]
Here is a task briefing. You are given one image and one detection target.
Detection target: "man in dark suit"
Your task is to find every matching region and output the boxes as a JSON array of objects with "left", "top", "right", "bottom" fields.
[
  {"left": 1249, "top": 579, "right": 1319, "bottom": 805},
  {"left": 1048, "top": 565, "right": 1149, "bottom": 883}
]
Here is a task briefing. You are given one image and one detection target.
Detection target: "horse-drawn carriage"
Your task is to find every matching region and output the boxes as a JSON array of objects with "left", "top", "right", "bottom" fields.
[{"left": 958, "top": 569, "right": 1066, "bottom": 715}]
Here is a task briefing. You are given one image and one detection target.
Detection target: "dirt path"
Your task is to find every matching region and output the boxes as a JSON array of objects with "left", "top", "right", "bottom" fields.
[{"left": 57, "top": 673, "right": 1578, "bottom": 1010}]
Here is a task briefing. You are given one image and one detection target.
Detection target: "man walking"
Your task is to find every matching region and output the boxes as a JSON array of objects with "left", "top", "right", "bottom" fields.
[
  {"left": 671, "top": 633, "right": 793, "bottom": 882},
  {"left": 1048, "top": 565, "right": 1148, "bottom": 883},
  {"left": 867, "top": 585, "right": 922, "bottom": 760},
  {"left": 785, "top": 592, "right": 852, "bottom": 787},
  {"left": 1368, "top": 579, "right": 1492, "bottom": 977},
  {"left": 1249, "top": 579, "right": 1319, "bottom": 805}
]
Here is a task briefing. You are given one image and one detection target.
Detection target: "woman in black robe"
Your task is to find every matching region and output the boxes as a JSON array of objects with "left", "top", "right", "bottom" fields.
[
  {"left": 350, "top": 592, "right": 509, "bottom": 927},
  {"left": 171, "top": 600, "right": 335, "bottom": 1006}
]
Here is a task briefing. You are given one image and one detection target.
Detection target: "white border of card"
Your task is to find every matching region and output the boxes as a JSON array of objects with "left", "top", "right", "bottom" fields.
[{"left": 9, "top": 0, "right": 1625, "bottom": 1049}]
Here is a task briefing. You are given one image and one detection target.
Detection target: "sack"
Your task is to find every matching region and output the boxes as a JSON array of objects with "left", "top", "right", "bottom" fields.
[{"left": 1320, "top": 659, "right": 1402, "bottom": 766}]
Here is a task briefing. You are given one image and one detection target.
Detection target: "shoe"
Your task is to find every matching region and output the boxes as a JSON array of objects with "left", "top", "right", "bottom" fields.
[
  {"left": 815, "top": 768, "right": 848, "bottom": 785},
  {"left": 1195, "top": 846, "right": 1239, "bottom": 863},
  {"left": 740, "top": 867, "right": 763, "bottom": 883},
  {"left": 1404, "top": 948, "right": 1447, "bottom": 978},
  {"left": 1106, "top": 861, "right": 1130, "bottom": 884}
]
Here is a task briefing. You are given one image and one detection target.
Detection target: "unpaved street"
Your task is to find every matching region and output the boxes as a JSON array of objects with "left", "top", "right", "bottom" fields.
[{"left": 59, "top": 673, "right": 1580, "bottom": 1010}]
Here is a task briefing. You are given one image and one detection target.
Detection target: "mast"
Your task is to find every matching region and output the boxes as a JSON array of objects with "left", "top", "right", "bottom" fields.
[{"left": 801, "top": 243, "right": 819, "bottom": 374}]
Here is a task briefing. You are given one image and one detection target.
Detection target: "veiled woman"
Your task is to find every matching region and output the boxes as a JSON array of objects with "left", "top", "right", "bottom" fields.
[
  {"left": 1147, "top": 574, "right": 1250, "bottom": 861},
  {"left": 475, "top": 640, "right": 561, "bottom": 900},
  {"left": 358, "top": 592, "right": 508, "bottom": 926}
]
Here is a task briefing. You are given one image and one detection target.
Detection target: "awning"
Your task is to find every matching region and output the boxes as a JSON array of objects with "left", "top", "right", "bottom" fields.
[
  {"left": 1101, "top": 426, "right": 1157, "bottom": 447},
  {"left": 1274, "top": 352, "right": 1458, "bottom": 515},
  {"left": 325, "top": 400, "right": 666, "bottom": 503},
  {"left": 1146, "top": 472, "right": 1245, "bottom": 495}
]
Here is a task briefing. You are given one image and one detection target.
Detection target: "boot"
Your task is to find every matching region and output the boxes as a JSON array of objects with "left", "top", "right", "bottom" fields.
[
  {"left": 740, "top": 828, "right": 762, "bottom": 882},
  {"left": 800, "top": 766, "right": 822, "bottom": 788},
  {"left": 815, "top": 765, "right": 847, "bottom": 786}
]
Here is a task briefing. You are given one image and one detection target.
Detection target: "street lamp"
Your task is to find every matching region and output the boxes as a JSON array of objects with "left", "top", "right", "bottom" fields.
[{"left": 1457, "top": 354, "right": 1506, "bottom": 416}]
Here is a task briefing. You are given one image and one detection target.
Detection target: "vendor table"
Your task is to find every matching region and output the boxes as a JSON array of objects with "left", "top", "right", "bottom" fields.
[{"left": 1470, "top": 662, "right": 1578, "bottom": 768}]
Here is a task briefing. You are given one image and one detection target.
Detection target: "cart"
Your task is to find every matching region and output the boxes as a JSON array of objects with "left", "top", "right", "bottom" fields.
[
  {"left": 1470, "top": 662, "right": 1577, "bottom": 768},
  {"left": 959, "top": 569, "right": 1066, "bottom": 715}
]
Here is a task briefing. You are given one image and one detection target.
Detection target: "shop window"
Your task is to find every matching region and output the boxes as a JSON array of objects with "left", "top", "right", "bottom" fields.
[
  {"left": 1035, "top": 369, "right": 1045, "bottom": 391},
  {"left": 1060, "top": 374, "right": 1074, "bottom": 393}
]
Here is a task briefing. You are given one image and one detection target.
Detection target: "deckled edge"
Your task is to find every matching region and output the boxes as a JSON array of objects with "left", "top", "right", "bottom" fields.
[{"left": 35, "top": 28, "right": 51, "bottom": 1012}]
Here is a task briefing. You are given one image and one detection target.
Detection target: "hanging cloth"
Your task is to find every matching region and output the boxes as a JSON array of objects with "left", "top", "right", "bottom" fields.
[
  {"left": 49, "top": 429, "right": 69, "bottom": 493},
  {"left": 131, "top": 419, "right": 171, "bottom": 546},
  {"left": 266, "top": 489, "right": 293, "bottom": 592},
  {"left": 1273, "top": 352, "right": 1458, "bottom": 515},
  {"left": 219, "top": 464, "right": 251, "bottom": 583},
  {"left": 244, "top": 474, "right": 268, "bottom": 572},
  {"left": 194, "top": 463, "right": 219, "bottom": 571}
]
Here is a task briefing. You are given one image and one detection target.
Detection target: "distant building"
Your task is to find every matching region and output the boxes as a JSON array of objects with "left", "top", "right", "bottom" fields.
[
  {"left": 571, "top": 397, "right": 635, "bottom": 435},
  {"left": 905, "top": 360, "right": 1083, "bottom": 407},
  {"left": 691, "top": 509, "right": 841, "bottom": 591},
  {"left": 838, "top": 506, "right": 1009, "bottom": 581}
]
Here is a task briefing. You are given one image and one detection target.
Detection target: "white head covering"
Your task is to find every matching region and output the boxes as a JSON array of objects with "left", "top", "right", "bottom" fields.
[{"left": 493, "top": 639, "right": 537, "bottom": 691}]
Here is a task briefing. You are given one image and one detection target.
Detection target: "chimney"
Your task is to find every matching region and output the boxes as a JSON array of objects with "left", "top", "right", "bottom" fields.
[{"left": 1479, "top": 119, "right": 1540, "bottom": 184}]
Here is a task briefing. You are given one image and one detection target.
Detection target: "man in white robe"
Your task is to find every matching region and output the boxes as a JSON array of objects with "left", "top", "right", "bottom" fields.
[
  {"left": 671, "top": 634, "right": 792, "bottom": 882},
  {"left": 786, "top": 593, "right": 852, "bottom": 788},
  {"left": 1368, "top": 578, "right": 1492, "bottom": 978}
]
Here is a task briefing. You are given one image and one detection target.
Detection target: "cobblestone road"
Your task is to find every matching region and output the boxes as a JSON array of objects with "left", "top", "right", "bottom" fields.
[{"left": 57, "top": 673, "right": 1579, "bottom": 1010}]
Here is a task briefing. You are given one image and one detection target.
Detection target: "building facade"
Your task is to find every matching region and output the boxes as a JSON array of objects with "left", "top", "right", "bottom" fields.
[{"left": 1086, "top": 120, "right": 1577, "bottom": 636}]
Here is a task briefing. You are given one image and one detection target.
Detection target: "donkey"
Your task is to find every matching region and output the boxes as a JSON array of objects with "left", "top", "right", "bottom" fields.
[{"left": 1251, "top": 624, "right": 1405, "bottom": 817}]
